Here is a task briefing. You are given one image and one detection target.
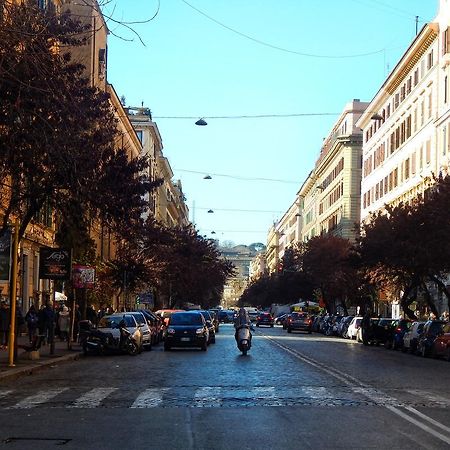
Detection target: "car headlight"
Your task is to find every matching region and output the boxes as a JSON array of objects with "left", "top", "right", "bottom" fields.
[
  {"left": 196, "top": 328, "right": 204, "bottom": 335},
  {"left": 167, "top": 328, "right": 175, "bottom": 334}
]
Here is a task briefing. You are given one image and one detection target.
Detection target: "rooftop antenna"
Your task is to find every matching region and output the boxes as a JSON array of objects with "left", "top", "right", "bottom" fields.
[{"left": 415, "top": 16, "right": 419, "bottom": 36}]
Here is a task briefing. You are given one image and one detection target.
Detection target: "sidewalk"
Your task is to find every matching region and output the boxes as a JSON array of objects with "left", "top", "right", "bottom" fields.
[{"left": 0, "top": 334, "right": 82, "bottom": 382}]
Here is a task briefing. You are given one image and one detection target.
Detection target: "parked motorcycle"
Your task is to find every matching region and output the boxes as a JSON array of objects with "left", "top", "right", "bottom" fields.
[
  {"left": 82, "top": 320, "right": 139, "bottom": 356},
  {"left": 236, "top": 325, "right": 252, "bottom": 355}
]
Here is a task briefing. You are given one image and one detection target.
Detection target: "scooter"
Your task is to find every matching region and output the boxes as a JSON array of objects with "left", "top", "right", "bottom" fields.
[
  {"left": 82, "top": 321, "right": 139, "bottom": 356},
  {"left": 236, "top": 325, "right": 252, "bottom": 355}
]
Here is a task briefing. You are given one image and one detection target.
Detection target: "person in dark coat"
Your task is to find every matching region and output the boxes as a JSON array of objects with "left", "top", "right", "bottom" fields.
[
  {"left": 0, "top": 301, "right": 10, "bottom": 349},
  {"left": 25, "top": 304, "right": 39, "bottom": 343},
  {"left": 40, "top": 302, "right": 56, "bottom": 345}
]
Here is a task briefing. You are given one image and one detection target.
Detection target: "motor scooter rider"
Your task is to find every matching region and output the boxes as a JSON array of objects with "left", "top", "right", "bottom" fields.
[{"left": 234, "top": 308, "right": 252, "bottom": 345}]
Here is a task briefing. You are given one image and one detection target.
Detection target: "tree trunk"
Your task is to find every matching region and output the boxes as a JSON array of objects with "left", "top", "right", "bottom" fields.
[
  {"left": 421, "top": 281, "right": 439, "bottom": 318},
  {"left": 400, "top": 281, "right": 418, "bottom": 320}
]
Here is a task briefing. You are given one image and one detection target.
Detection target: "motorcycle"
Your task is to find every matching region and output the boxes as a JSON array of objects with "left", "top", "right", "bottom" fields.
[
  {"left": 235, "top": 324, "right": 252, "bottom": 355},
  {"left": 82, "top": 320, "right": 140, "bottom": 356}
]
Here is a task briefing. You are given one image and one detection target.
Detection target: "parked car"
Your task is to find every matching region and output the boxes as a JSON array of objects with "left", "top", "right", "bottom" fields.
[
  {"left": 362, "top": 318, "right": 395, "bottom": 346},
  {"left": 127, "top": 311, "right": 153, "bottom": 350},
  {"left": 417, "top": 320, "right": 447, "bottom": 357},
  {"left": 139, "top": 309, "right": 163, "bottom": 345},
  {"left": 198, "top": 310, "right": 216, "bottom": 344},
  {"left": 431, "top": 322, "right": 450, "bottom": 360},
  {"left": 329, "top": 315, "right": 343, "bottom": 336},
  {"left": 274, "top": 313, "right": 288, "bottom": 326},
  {"left": 164, "top": 311, "right": 209, "bottom": 351},
  {"left": 346, "top": 317, "right": 362, "bottom": 340},
  {"left": 97, "top": 314, "right": 143, "bottom": 352},
  {"left": 385, "top": 318, "right": 412, "bottom": 350},
  {"left": 256, "top": 312, "right": 274, "bottom": 327},
  {"left": 286, "top": 312, "right": 312, "bottom": 334},
  {"left": 218, "top": 310, "right": 235, "bottom": 323},
  {"left": 208, "top": 310, "right": 220, "bottom": 333},
  {"left": 338, "top": 316, "right": 354, "bottom": 338},
  {"left": 155, "top": 309, "right": 184, "bottom": 327},
  {"left": 402, "top": 321, "right": 425, "bottom": 354}
]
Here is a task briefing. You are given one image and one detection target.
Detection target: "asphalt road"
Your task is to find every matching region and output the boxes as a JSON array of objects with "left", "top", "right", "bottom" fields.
[{"left": 0, "top": 324, "right": 449, "bottom": 450}]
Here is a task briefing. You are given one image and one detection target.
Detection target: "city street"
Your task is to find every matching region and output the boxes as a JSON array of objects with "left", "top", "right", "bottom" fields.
[{"left": 0, "top": 324, "right": 449, "bottom": 449}]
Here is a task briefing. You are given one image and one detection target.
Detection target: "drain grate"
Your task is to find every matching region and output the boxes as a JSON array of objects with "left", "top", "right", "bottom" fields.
[{"left": 3, "top": 437, "right": 72, "bottom": 446}]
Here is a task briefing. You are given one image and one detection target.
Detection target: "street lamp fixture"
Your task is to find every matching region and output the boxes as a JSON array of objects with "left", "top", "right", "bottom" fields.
[
  {"left": 371, "top": 113, "right": 383, "bottom": 121},
  {"left": 195, "top": 118, "right": 207, "bottom": 126},
  {"left": 203, "top": 175, "right": 212, "bottom": 180},
  {"left": 207, "top": 209, "right": 214, "bottom": 213}
]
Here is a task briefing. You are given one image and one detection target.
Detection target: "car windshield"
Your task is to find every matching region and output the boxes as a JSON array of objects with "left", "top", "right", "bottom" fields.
[
  {"left": 291, "top": 313, "right": 307, "bottom": 319},
  {"left": 98, "top": 315, "right": 135, "bottom": 328},
  {"left": 170, "top": 313, "right": 203, "bottom": 326},
  {"left": 199, "top": 311, "right": 212, "bottom": 321},
  {"left": 429, "top": 322, "right": 444, "bottom": 333},
  {"left": 130, "top": 313, "right": 145, "bottom": 325}
]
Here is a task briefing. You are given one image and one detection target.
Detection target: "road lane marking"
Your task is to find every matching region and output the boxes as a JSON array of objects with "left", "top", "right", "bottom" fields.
[
  {"left": 265, "top": 335, "right": 450, "bottom": 446},
  {"left": 69, "top": 388, "right": 118, "bottom": 409},
  {"left": 194, "top": 387, "right": 223, "bottom": 407},
  {"left": 10, "top": 388, "right": 69, "bottom": 409},
  {"left": 131, "top": 388, "right": 169, "bottom": 408},
  {"left": 352, "top": 387, "right": 403, "bottom": 406}
]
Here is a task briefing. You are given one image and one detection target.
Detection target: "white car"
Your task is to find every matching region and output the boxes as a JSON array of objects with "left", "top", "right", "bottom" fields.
[
  {"left": 97, "top": 314, "right": 144, "bottom": 350},
  {"left": 402, "top": 321, "right": 426, "bottom": 353},
  {"left": 346, "top": 317, "right": 363, "bottom": 340}
]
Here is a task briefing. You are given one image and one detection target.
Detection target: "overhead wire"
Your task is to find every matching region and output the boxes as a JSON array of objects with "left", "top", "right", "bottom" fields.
[{"left": 180, "top": 0, "right": 387, "bottom": 59}]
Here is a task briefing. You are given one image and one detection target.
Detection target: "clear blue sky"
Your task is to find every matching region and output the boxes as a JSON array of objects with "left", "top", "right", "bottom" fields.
[{"left": 104, "top": 0, "right": 437, "bottom": 246}]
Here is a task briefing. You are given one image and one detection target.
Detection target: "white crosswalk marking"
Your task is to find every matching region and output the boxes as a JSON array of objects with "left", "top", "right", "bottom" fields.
[
  {"left": 352, "top": 387, "right": 402, "bottom": 406},
  {"left": 131, "top": 388, "right": 169, "bottom": 408},
  {"left": 10, "top": 388, "right": 69, "bottom": 409},
  {"left": 406, "top": 389, "right": 450, "bottom": 406},
  {"left": 194, "top": 387, "right": 223, "bottom": 407},
  {"left": 252, "top": 386, "right": 276, "bottom": 399},
  {"left": 69, "top": 388, "right": 118, "bottom": 409},
  {"left": 300, "top": 386, "right": 330, "bottom": 399},
  {"left": 0, "top": 390, "right": 12, "bottom": 399}
]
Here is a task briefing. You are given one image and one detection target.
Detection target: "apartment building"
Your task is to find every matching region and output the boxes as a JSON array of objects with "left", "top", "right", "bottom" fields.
[
  {"left": 300, "top": 99, "right": 368, "bottom": 242},
  {"left": 358, "top": 1, "right": 450, "bottom": 221}
]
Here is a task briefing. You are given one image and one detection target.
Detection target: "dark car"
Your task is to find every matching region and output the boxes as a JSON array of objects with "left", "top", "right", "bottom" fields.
[
  {"left": 286, "top": 312, "right": 312, "bottom": 334},
  {"left": 417, "top": 320, "right": 446, "bottom": 357},
  {"left": 385, "top": 319, "right": 412, "bottom": 350},
  {"left": 274, "top": 313, "right": 288, "bottom": 326},
  {"left": 198, "top": 310, "right": 216, "bottom": 344},
  {"left": 363, "top": 318, "right": 396, "bottom": 346},
  {"left": 208, "top": 310, "right": 220, "bottom": 333},
  {"left": 164, "top": 311, "right": 209, "bottom": 351},
  {"left": 218, "top": 310, "right": 235, "bottom": 323},
  {"left": 256, "top": 312, "right": 274, "bottom": 327},
  {"left": 431, "top": 322, "right": 450, "bottom": 360}
]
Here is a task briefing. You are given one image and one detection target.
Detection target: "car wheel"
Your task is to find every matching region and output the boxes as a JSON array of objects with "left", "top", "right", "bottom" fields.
[
  {"left": 287, "top": 328, "right": 292, "bottom": 333},
  {"left": 145, "top": 343, "right": 152, "bottom": 351},
  {"left": 211, "top": 336, "right": 216, "bottom": 344},
  {"left": 201, "top": 342, "right": 208, "bottom": 351},
  {"left": 256, "top": 324, "right": 259, "bottom": 327},
  {"left": 271, "top": 324, "right": 274, "bottom": 327},
  {"left": 446, "top": 347, "right": 450, "bottom": 362},
  {"left": 421, "top": 345, "right": 428, "bottom": 357},
  {"left": 164, "top": 344, "right": 171, "bottom": 351}
]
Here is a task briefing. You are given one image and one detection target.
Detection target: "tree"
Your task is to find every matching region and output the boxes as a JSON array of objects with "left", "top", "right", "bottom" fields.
[
  {"left": 0, "top": 1, "right": 153, "bottom": 243},
  {"left": 358, "top": 175, "right": 450, "bottom": 318},
  {"left": 300, "top": 235, "right": 361, "bottom": 314}
]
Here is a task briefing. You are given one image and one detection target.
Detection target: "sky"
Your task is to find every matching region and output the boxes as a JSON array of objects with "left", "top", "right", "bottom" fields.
[{"left": 103, "top": 0, "right": 437, "bottom": 247}]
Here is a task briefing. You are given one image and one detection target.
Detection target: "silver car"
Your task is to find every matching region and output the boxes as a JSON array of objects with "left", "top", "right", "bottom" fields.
[
  {"left": 97, "top": 314, "right": 144, "bottom": 351},
  {"left": 127, "top": 311, "right": 153, "bottom": 350}
]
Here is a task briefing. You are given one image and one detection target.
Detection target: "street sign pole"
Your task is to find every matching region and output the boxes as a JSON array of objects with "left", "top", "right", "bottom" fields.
[{"left": 8, "top": 221, "right": 19, "bottom": 367}]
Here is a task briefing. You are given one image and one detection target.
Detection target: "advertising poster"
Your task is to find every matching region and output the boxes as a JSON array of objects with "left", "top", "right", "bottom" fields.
[
  {"left": 72, "top": 265, "right": 96, "bottom": 289},
  {"left": 39, "top": 248, "right": 72, "bottom": 280}
]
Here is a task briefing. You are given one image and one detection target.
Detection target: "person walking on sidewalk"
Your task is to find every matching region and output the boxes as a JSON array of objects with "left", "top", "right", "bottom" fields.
[
  {"left": 58, "top": 305, "right": 70, "bottom": 342},
  {"left": 40, "top": 302, "right": 56, "bottom": 345},
  {"left": 0, "top": 301, "right": 10, "bottom": 349},
  {"left": 25, "top": 304, "right": 39, "bottom": 343}
]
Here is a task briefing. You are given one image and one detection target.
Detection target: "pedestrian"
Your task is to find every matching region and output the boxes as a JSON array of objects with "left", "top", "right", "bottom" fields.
[
  {"left": 73, "top": 303, "right": 81, "bottom": 342},
  {"left": 0, "top": 301, "right": 10, "bottom": 349},
  {"left": 58, "top": 305, "right": 70, "bottom": 342},
  {"left": 86, "top": 305, "right": 98, "bottom": 325},
  {"left": 25, "top": 304, "right": 39, "bottom": 343},
  {"left": 40, "top": 302, "right": 56, "bottom": 345}
]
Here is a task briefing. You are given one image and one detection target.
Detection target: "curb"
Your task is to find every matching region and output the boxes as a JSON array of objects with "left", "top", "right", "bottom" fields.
[{"left": 0, "top": 352, "right": 82, "bottom": 382}]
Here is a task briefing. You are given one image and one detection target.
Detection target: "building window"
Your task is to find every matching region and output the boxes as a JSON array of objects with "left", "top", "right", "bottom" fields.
[
  {"left": 445, "top": 76, "right": 448, "bottom": 104},
  {"left": 444, "top": 126, "right": 447, "bottom": 156},
  {"left": 136, "top": 130, "right": 143, "bottom": 144},
  {"left": 427, "top": 50, "right": 434, "bottom": 69},
  {"left": 426, "top": 140, "right": 431, "bottom": 164}
]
